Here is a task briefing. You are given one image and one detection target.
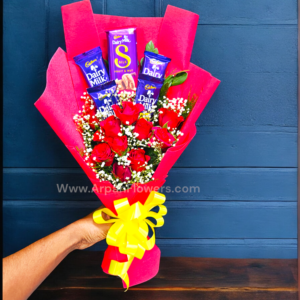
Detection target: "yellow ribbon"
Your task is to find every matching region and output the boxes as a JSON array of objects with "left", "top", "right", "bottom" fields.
[{"left": 93, "top": 191, "right": 167, "bottom": 289}]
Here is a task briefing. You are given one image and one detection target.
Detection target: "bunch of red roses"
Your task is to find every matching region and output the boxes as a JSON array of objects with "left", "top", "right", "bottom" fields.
[{"left": 74, "top": 91, "right": 190, "bottom": 191}]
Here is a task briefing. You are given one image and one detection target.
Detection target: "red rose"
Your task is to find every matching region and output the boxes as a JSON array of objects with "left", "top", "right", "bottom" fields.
[
  {"left": 105, "top": 135, "right": 128, "bottom": 156},
  {"left": 128, "top": 149, "right": 150, "bottom": 172},
  {"left": 113, "top": 163, "right": 132, "bottom": 182},
  {"left": 158, "top": 108, "right": 184, "bottom": 130},
  {"left": 150, "top": 127, "right": 175, "bottom": 148},
  {"left": 100, "top": 116, "right": 121, "bottom": 137},
  {"left": 90, "top": 143, "right": 115, "bottom": 166},
  {"left": 112, "top": 101, "right": 144, "bottom": 125},
  {"left": 133, "top": 118, "right": 153, "bottom": 140}
]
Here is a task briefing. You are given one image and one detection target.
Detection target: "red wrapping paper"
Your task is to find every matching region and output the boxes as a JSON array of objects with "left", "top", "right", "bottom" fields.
[{"left": 35, "top": 0, "right": 220, "bottom": 287}]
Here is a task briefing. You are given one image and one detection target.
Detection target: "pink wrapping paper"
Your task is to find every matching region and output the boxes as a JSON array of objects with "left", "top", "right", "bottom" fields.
[{"left": 35, "top": 0, "right": 220, "bottom": 287}]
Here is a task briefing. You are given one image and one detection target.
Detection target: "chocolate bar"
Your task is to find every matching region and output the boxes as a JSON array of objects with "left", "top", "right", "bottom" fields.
[
  {"left": 135, "top": 74, "right": 164, "bottom": 113},
  {"left": 87, "top": 80, "right": 119, "bottom": 117},
  {"left": 106, "top": 28, "right": 138, "bottom": 89},
  {"left": 141, "top": 51, "right": 171, "bottom": 79},
  {"left": 74, "top": 46, "right": 109, "bottom": 87}
]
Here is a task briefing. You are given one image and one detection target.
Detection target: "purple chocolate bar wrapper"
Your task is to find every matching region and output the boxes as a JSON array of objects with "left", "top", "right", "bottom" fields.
[
  {"left": 141, "top": 51, "right": 171, "bottom": 79},
  {"left": 87, "top": 80, "right": 119, "bottom": 117},
  {"left": 74, "top": 46, "right": 109, "bottom": 88},
  {"left": 106, "top": 28, "right": 138, "bottom": 86},
  {"left": 135, "top": 74, "right": 164, "bottom": 113}
]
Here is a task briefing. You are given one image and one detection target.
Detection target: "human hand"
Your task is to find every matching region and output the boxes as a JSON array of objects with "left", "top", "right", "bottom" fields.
[{"left": 71, "top": 206, "right": 112, "bottom": 250}]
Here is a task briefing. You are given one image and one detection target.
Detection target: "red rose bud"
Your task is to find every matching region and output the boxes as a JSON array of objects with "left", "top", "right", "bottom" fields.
[
  {"left": 100, "top": 115, "right": 121, "bottom": 137},
  {"left": 82, "top": 98, "right": 98, "bottom": 130},
  {"left": 84, "top": 155, "right": 96, "bottom": 167},
  {"left": 91, "top": 143, "right": 115, "bottom": 166},
  {"left": 158, "top": 108, "right": 184, "bottom": 130},
  {"left": 113, "top": 163, "right": 132, "bottom": 182},
  {"left": 150, "top": 127, "right": 176, "bottom": 148},
  {"left": 87, "top": 113, "right": 98, "bottom": 130},
  {"left": 84, "top": 97, "right": 96, "bottom": 114},
  {"left": 105, "top": 135, "right": 128, "bottom": 156},
  {"left": 128, "top": 149, "right": 151, "bottom": 172},
  {"left": 93, "top": 128, "right": 105, "bottom": 142},
  {"left": 112, "top": 101, "right": 144, "bottom": 125},
  {"left": 133, "top": 118, "right": 153, "bottom": 140}
]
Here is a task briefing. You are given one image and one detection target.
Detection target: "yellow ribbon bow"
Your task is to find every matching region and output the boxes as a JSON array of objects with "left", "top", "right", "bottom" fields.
[{"left": 93, "top": 191, "right": 167, "bottom": 289}]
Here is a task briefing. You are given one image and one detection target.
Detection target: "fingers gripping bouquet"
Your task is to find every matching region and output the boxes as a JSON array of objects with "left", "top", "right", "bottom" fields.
[{"left": 35, "top": 0, "right": 220, "bottom": 289}]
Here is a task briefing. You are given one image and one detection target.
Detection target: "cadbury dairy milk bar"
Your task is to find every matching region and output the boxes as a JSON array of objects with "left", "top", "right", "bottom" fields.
[
  {"left": 141, "top": 51, "right": 171, "bottom": 79},
  {"left": 106, "top": 28, "right": 138, "bottom": 90},
  {"left": 87, "top": 81, "right": 119, "bottom": 117},
  {"left": 74, "top": 47, "right": 109, "bottom": 88},
  {"left": 135, "top": 74, "right": 164, "bottom": 114}
]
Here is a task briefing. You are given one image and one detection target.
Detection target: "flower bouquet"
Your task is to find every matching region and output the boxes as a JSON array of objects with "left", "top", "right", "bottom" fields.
[{"left": 35, "top": 0, "right": 220, "bottom": 289}]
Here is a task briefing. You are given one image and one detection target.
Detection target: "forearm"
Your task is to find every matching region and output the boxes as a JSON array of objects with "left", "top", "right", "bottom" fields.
[{"left": 3, "top": 222, "right": 80, "bottom": 300}]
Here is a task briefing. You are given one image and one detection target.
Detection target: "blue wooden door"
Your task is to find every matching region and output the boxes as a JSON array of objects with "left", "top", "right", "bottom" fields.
[{"left": 3, "top": 0, "right": 298, "bottom": 258}]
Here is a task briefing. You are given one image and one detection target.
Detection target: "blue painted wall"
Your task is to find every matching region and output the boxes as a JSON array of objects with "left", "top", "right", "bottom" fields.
[{"left": 3, "top": 0, "right": 298, "bottom": 258}]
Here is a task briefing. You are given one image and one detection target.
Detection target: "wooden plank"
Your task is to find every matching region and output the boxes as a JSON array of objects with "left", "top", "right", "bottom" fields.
[
  {"left": 156, "top": 239, "right": 297, "bottom": 259},
  {"left": 29, "top": 290, "right": 299, "bottom": 300},
  {"left": 297, "top": 0, "right": 300, "bottom": 291},
  {"left": 197, "top": 74, "right": 297, "bottom": 128},
  {"left": 3, "top": 0, "right": 47, "bottom": 113},
  {"left": 193, "top": 26, "right": 297, "bottom": 74},
  {"left": 48, "top": 1, "right": 297, "bottom": 59},
  {"left": 47, "top": 0, "right": 104, "bottom": 60},
  {"left": 87, "top": 239, "right": 297, "bottom": 259},
  {"left": 180, "top": 128, "right": 297, "bottom": 167},
  {"left": 162, "top": 0, "right": 297, "bottom": 24},
  {"left": 160, "top": 201, "right": 297, "bottom": 239},
  {"left": 33, "top": 251, "right": 298, "bottom": 288},
  {"left": 3, "top": 201, "right": 297, "bottom": 257},
  {"left": 31, "top": 250, "right": 297, "bottom": 289},
  {"left": 106, "top": 0, "right": 158, "bottom": 17},
  {"left": 28, "top": 251, "right": 298, "bottom": 300},
  {"left": 3, "top": 128, "right": 297, "bottom": 168},
  {"left": 3, "top": 0, "right": 74, "bottom": 169},
  {"left": 3, "top": 167, "right": 297, "bottom": 201},
  {"left": 4, "top": 4, "right": 298, "bottom": 167},
  {"left": 4, "top": 22, "right": 298, "bottom": 168}
]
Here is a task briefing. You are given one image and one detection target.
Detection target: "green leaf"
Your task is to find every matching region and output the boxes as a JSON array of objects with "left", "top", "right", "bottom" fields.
[
  {"left": 141, "top": 41, "right": 159, "bottom": 69},
  {"left": 164, "top": 74, "right": 174, "bottom": 85},
  {"left": 158, "top": 74, "right": 174, "bottom": 98},
  {"left": 162, "top": 122, "right": 169, "bottom": 129},
  {"left": 144, "top": 147, "right": 160, "bottom": 166},
  {"left": 145, "top": 40, "right": 159, "bottom": 54},
  {"left": 102, "top": 165, "right": 113, "bottom": 173},
  {"left": 146, "top": 41, "right": 155, "bottom": 52},
  {"left": 171, "top": 71, "right": 188, "bottom": 86},
  {"left": 159, "top": 80, "right": 173, "bottom": 99}
]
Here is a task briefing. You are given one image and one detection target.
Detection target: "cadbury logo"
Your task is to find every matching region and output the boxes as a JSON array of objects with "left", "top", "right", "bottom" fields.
[
  {"left": 145, "top": 84, "right": 156, "bottom": 90},
  {"left": 85, "top": 59, "right": 97, "bottom": 68},
  {"left": 150, "top": 59, "right": 164, "bottom": 65},
  {"left": 114, "top": 35, "right": 122, "bottom": 39}
]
